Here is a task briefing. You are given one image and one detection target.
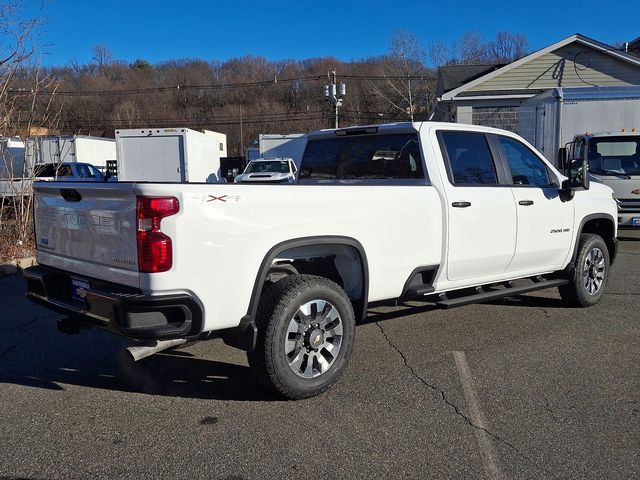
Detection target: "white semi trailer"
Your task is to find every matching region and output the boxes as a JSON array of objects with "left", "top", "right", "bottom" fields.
[
  {"left": 115, "top": 128, "right": 222, "bottom": 182},
  {"left": 519, "top": 86, "right": 640, "bottom": 166}
]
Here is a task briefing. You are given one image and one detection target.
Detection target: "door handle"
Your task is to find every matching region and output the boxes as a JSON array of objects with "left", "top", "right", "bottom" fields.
[
  {"left": 452, "top": 201, "right": 471, "bottom": 208},
  {"left": 518, "top": 200, "right": 534, "bottom": 206}
]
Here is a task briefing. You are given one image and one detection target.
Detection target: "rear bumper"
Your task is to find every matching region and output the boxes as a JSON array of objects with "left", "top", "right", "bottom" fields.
[{"left": 24, "top": 265, "right": 203, "bottom": 340}]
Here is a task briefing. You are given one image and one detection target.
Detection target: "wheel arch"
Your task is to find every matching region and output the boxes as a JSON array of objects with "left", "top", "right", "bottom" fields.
[
  {"left": 248, "top": 236, "right": 369, "bottom": 323},
  {"left": 572, "top": 214, "right": 617, "bottom": 265}
]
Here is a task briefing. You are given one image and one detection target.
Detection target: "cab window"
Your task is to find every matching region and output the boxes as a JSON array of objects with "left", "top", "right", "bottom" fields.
[
  {"left": 299, "top": 133, "right": 425, "bottom": 183},
  {"left": 439, "top": 131, "right": 498, "bottom": 185},
  {"left": 497, "top": 136, "right": 551, "bottom": 187}
]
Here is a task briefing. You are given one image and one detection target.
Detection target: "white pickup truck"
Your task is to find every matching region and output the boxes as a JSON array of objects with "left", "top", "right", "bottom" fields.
[{"left": 25, "top": 122, "right": 618, "bottom": 399}]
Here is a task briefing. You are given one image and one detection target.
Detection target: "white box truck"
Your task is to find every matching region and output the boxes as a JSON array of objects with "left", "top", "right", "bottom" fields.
[
  {"left": 203, "top": 130, "right": 227, "bottom": 158},
  {"left": 25, "top": 135, "right": 116, "bottom": 171},
  {"left": 519, "top": 86, "right": 640, "bottom": 166},
  {"left": 115, "top": 128, "right": 222, "bottom": 182},
  {"left": 259, "top": 133, "right": 308, "bottom": 167},
  {"left": 0, "top": 137, "right": 26, "bottom": 197}
]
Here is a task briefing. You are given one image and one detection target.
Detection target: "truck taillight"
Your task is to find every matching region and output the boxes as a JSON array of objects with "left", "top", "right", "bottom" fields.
[{"left": 136, "top": 196, "right": 179, "bottom": 273}]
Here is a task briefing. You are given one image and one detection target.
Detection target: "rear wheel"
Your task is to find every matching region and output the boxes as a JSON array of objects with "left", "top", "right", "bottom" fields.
[
  {"left": 559, "top": 233, "right": 610, "bottom": 307},
  {"left": 247, "top": 274, "right": 356, "bottom": 399}
]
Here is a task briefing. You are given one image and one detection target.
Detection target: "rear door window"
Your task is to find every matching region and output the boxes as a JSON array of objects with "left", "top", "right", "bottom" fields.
[
  {"left": 299, "top": 133, "right": 426, "bottom": 183},
  {"left": 439, "top": 131, "right": 498, "bottom": 185}
]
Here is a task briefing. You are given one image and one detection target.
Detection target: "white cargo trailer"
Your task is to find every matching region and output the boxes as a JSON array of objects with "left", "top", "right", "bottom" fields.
[
  {"left": 259, "top": 133, "right": 307, "bottom": 167},
  {"left": 115, "top": 128, "right": 221, "bottom": 182},
  {"left": 519, "top": 86, "right": 640, "bottom": 166},
  {"left": 25, "top": 135, "right": 116, "bottom": 170},
  {"left": 203, "top": 130, "right": 228, "bottom": 158},
  {"left": 0, "top": 138, "right": 26, "bottom": 197}
]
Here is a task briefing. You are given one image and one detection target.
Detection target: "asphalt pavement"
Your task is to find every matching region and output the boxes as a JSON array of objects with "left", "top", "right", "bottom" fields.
[{"left": 1, "top": 232, "right": 639, "bottom": 479}]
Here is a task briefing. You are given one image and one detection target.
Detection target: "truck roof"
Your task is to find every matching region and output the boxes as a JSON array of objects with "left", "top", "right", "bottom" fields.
[
  {"left": 250, "top": 157, "right": 293, "bottom": 163},
  {"left": 305, "top": 121, "right": 525, "bottom": 140},
  {"left": 581, "top": 131, "right": 640, "bottom": 139}
]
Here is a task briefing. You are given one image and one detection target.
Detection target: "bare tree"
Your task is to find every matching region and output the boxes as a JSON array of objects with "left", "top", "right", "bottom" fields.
[
  {"left": 91, "top": 44, "right": 114, "bottom": 70},
  {"left": 372, "top": 29, "right": 433, "bottom": 121},
  {"left": 428, "top": 31, "right": 529, "bottom": 67},
  {"left": 0, "top": 2, "right": 60, "bottom": 261},
  {"left": 427, "top": 40, "right": 452, "bottom": 68},
  {"left": 457, "top": 31, "right": 489, "bottom": 64},
  {"left": 487, "top": 32, "right": 529, "bottom": 63}
]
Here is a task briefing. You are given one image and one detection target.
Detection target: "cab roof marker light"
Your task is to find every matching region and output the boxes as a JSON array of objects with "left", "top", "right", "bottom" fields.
[{"left": 334, "top": 127, "right": 379, "bottom": 137}]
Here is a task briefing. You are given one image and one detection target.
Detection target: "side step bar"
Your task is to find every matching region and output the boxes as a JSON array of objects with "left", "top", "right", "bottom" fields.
[{"left": 435, "top": 278, "right": 568, "bottom": 309}]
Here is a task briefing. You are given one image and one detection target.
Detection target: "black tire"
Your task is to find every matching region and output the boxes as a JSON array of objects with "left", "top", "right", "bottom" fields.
[
  {"left": 559, "top": 233, "right": 610, "bottom": 307},
  {"left": 247, "top": 274, "right": 356, "bottom": 400}
]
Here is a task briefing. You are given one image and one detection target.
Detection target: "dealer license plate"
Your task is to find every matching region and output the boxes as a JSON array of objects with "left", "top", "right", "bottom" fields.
[{"left": 71, "top": 276, "right": 90, "bottom": 303}]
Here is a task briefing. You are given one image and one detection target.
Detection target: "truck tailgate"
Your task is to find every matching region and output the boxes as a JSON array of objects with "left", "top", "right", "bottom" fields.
[{"left": 33, "top": 181, "right": 140, "bottom": 287}]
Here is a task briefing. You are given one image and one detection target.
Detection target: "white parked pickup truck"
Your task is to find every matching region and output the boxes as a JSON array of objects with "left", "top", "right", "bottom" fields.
[
  {"left": 25, "top": 122, "right": 618, "bottom": 399},
  {"left": 234, "top": 157, "right": 297, "bottom": 183}
]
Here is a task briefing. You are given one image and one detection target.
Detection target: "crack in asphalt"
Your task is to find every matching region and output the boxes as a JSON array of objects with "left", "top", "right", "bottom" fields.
[
  {"left": 543, "top": 395, "right": 558, "bottom": 421},
  {"left": 375, "top": 321, "right": 559, "bottom": 479}
]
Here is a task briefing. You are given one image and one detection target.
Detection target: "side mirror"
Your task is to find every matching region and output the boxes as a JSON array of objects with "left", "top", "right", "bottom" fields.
[
  {"left": 558, "top": 147, "right": 568, "bottom": 172},
  {"left": 562, "top": 158, "right": 590, "bottom": 192}
]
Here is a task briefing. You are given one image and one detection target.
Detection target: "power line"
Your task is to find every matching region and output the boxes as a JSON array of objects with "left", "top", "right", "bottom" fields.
[{"left": 6, "top": 73, "right": 435, "bottom": 97}]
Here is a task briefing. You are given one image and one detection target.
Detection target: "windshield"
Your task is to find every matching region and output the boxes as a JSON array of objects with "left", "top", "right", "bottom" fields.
[
  {"left": 588, "top": 136, "right": 640, "bottom": 176},
  {"left": 245, "top": 160, "right": 290, "bottom": 174}
]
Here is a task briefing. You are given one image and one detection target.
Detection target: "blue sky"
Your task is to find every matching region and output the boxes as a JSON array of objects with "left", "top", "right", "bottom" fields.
[{"left": 23, "top": 0, "right": 640, "bottom": 67}]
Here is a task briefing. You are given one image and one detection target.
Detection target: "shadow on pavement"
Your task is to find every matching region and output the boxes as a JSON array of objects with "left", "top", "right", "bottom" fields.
[
  {"left": 361, "top": 292, "right": 571, "bottom": 324},
  {"left": 483, "top": 294, "right": 570, "bottom": 308},
  {"left": 0, "top": 272, "right": 570, "bottom": 402},
  {"left": 0, "top": 273, "right": 279, "bottom": 402},
  {"left": 0, "top": 326, "right": 278, "bottom": 403}
]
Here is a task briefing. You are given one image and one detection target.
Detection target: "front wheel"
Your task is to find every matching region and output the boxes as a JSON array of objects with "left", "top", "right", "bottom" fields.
[
  {"left": 247, "top": 274, "right": 356, "bottom": 399},
  {"left": 559, "top": 233, "right": 610, "bottom": 307}
]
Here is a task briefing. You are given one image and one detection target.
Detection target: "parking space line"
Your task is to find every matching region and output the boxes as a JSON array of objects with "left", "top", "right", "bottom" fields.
[{"left": 453, "top": 350, "right": 505, "bottom": 480}]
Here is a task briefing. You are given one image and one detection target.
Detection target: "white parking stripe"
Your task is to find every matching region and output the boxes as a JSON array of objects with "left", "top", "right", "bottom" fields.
[{"left": 453, "top": 350, "right": 506, "bottom": 480}]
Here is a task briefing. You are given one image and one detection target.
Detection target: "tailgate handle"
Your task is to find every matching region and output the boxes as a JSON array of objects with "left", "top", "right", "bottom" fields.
[{"left": 60, "top": 189, "right": 82, "bottom": 202}]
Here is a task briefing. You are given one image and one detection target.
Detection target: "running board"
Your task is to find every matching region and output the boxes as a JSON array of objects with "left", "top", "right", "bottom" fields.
[
  {"left": 435, "top": 278, "right": 568, "bottom": 309},
  {"left": 404, "top": 285, "right": 436, "bottom": 297}
]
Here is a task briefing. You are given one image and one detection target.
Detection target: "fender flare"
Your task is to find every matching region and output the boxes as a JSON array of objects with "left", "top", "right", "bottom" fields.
[
  {"left": 570, "top": 213, "right": 617, "bottom": 264},
  {"left": 221, "top": 236, "right": 369, "bottom": 351}
]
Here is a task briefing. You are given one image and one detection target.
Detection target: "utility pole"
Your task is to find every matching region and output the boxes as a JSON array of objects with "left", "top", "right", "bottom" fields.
[
  {"left": 239, "top": 105, "right": 244, "bottom": 157},
  {"left": 323, "top": 70, "right": 346, "bottom": 129}
]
